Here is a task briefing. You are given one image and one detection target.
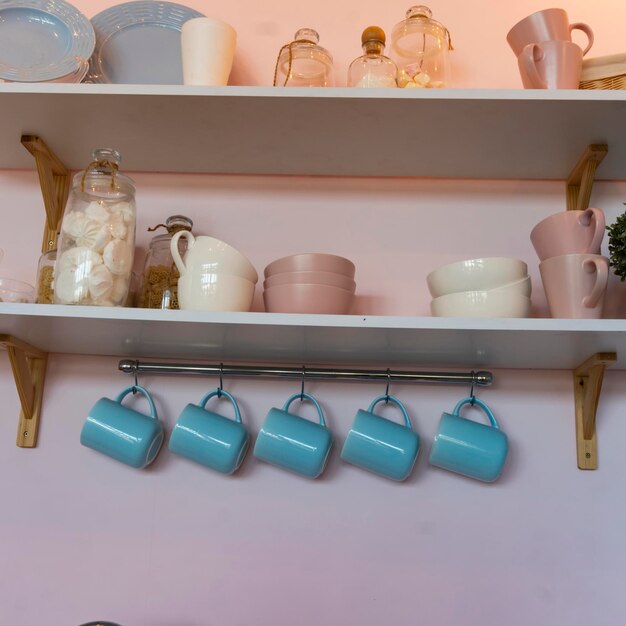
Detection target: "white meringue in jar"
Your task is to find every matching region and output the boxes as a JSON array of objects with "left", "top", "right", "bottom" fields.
[{"left": 103, "top": 239, "right": 133, "bottom": 275}]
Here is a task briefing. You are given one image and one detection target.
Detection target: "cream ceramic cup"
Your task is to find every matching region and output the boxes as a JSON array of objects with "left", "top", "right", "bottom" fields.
[
  {"left": 507, "top": 8, "right": 594, "bottom": 57},
  {"left": 178, "top": 272, "right": 255, "bottom": 311},
  {"left": 181, "top": 17, "right": 237, "bottom": 86},
  {"left": 539, "top": 253, "right": 608, "bottom": 319},
  {"left": 518, "top": 41, "right": 583, "bottom": 89},
  {"left": 530, "top": 208, "right": 605, "bottom": 261}
]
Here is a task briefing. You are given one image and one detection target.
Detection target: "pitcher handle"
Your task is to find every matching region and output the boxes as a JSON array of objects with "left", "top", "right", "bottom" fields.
[{"left": 170, "top": 230, "right": 194, "bottom": 276}]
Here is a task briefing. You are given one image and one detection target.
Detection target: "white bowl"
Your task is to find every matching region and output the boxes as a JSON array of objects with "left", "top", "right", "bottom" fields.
[
  {"left": 431, "top": 291, "right": 532, "bottom": 318},
  {"left": 427, "top": 257, "right": 528, "bottom": 298},
  {"left": 485, "top": 275, "right": 532, "bottom": 298},
  {"left": 177, "top": 272, "right": 255, "bottom": 312},
  {"left": 0, "top": 277, "right": 35, "bottom": 303}
]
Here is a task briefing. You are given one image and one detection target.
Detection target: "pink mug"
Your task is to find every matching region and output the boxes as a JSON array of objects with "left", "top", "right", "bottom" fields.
[
  {"left": 539, "top": 253, "right": 608, "bottom": 319},
  {"left": 507, "top": 8, "right": 594, "bottom": 56},
  {"left": 518, "top": 41, "right": 583, "bottom": 89},
  {"left": 530, "top": 208, "right": 605, "bottom": 261}
]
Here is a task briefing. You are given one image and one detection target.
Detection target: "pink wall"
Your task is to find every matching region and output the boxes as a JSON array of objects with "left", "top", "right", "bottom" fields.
[{"left": 2, "top": 2, "right": 626, "bottom": 626}]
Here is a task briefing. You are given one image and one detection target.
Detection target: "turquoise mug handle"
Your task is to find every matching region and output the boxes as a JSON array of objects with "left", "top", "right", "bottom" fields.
[
  {"left": 114, "top": 385, "right": 158, "bottom": 419},
  {"left": 198, "top": 388, "right": 243, "bottom": 423},
  {"left": 367, "top": 394, "right": 412, "bottom": 429},
  {"left": 282, "top": 392, "right": 326, "bottom": 426},
  {"left": 452, "top": 397, "right": 499, "bottom": 429}
]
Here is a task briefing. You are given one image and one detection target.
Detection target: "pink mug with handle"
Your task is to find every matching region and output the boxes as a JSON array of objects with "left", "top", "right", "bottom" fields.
[
  {"left": 518, "top": 41, "right": 583, "bottom": 89},
  {"left": 530, "top": 208, "right": 605, "bottom": 261},
  {"left": 507, "top": 8, "right": 594, "bottom": 56}
]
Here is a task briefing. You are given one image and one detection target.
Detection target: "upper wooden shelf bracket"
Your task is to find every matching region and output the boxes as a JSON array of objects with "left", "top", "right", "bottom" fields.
[
  {"left": 573, "top": 352, "right": 617, "bottom": 469},
  {"left": 0, "top": 335, "right": 48, "bottom": 448},
  {"left": 566, "top": 144, "right": 608, "bottom": 211},
  {"left": 21, "top": 134, "right": 70, "bottom": 253}
]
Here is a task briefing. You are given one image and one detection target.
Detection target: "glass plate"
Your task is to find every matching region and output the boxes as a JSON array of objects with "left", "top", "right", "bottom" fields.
[
  {"left": 87, "top": 0, "right": 204, "bottom": 84},
  {"left": 0, "top": 0, "right": 94, "bottom": 82}
]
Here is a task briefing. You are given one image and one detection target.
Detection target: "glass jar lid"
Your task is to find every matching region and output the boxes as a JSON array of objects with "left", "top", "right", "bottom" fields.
[
  {"left": 73, "top": 147, "right": 135, "bottom": 200},
  {"left": 391, "top": 5, "right": 453, "bottom": 58}
]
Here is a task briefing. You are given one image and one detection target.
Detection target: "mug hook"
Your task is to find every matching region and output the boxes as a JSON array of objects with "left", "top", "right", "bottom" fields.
[
  {"left": 132, "top": 360, "right": 139, "bottom": 394},
  {"left": 300, "top": 365, "right": 306, "bottom": 401},
  {"left": 218, "top": 363, "right": 224, "bottom": 398},
  {"left": 385, "top": 368, "right": 391, "bottom": 404},
  {"left": 469, "top": 371, "right": 476, "bottom": 405}
]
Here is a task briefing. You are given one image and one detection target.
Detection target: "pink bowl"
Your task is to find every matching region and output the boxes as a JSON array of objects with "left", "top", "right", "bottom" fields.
[
  {"left": 264, "top": 253, "right": 356, "bottom": 279},
  {"left": 263, "top": 270, "right": 356, "bottom": 292},
  {"left": 263, "top": 283, "right": 354, "bottom": 314}
]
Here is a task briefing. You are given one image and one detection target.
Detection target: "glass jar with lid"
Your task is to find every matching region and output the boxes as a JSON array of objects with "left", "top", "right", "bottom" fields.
[
  {"left": 274, "top": 28, "right": 334, "bottom": 87},
  {"left": 348, "top": 26, "right": 398, "bottom": 88},
  {"left": 390, "top": 5, "right": 453, "bottom": 88},
  {"left": 139, "top": 215, "right": 193, "bottom": 309},
  {"left": 53, "top": 148, "right": 136, "bottom": 306}
]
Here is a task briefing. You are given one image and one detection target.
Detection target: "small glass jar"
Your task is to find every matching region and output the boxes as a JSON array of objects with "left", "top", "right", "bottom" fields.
[
  {"left": 390, "top": 5, "right": 452, "bottom": 88},
  {"left": 348, "top": 26, "right": 398, "bottom": 88},
  {"left": 53, "top": 149, "right": 136, "bottom": 306},
  {"left": 36, "top": 249, "right": 56, "bottom": 304},
  {"left": 139, "top": 215, "right": 193, "bottom": 309},
  {"left": 275, "top": 28, "right": 334, "bottom": 87}
]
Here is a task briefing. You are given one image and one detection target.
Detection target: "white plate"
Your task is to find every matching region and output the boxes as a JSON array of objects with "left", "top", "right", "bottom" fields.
[
  {"left": 87, "top": 0, "right": 204, "bottom": 84},
  {"left": 0, "top": 0, "right": 94, "bottom": 82}
]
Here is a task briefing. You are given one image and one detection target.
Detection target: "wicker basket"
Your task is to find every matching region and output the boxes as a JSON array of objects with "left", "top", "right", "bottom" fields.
[{"left": 579, "top": 53, "right": 626, "bottom": 89}]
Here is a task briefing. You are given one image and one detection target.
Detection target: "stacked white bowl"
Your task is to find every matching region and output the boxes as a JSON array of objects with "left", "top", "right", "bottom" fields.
[
  {"left": 427, "top": 257, "right": 532, "bottom": 317},
  {"left": 263, "top": 253, "right": 356, "bottom": 314}
]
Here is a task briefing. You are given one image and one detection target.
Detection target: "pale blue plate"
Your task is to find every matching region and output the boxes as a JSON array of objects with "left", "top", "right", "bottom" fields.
[
  {"left": 87, "top": 1, "right": 204, "bottom": 84},
  {"left": 0, "top": 0, "right": 94, "bottom": 82}
]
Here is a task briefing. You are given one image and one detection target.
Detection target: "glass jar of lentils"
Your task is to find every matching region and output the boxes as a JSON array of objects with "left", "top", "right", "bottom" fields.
[{"left": 139, "top": 215, "right": 193, "bottom": 309}]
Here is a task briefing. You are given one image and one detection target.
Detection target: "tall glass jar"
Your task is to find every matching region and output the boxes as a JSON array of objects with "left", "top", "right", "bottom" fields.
[
  {"left": 348, "top": 26, "right": 398, "bottom": 88},
  {"left": 390, "top": 5, "right": 452, "bottom": 88},
  {"left": 139, "top": 215, "right": 193, "bottom": 309},
  {"left": 53, "top": 149, "right": 136, "bottom": 306},
  {"left": 274, "top": 28, "right": 334, "bottom": 87}
]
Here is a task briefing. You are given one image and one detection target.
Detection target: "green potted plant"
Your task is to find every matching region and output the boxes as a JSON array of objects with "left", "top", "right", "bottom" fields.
[{"left": 607, "top": 207, "right": 626, "bottom": 281}]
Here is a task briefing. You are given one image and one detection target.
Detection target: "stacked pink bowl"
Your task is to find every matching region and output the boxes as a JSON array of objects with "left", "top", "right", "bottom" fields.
[
  {"left": 263, "top": 253, "right": 356, "bottom": 314},
  {"left": 427, "top": 257, "right": 532, "bottom": 317}
]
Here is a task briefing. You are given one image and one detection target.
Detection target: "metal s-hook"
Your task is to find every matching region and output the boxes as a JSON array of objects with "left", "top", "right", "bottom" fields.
[
  {"left": 132, "top": 360, "right": 139, "bottom": 394},
  {"left": 300, "top": 365, "right": 306, "bottom": 401},
  {"left": 469, "top": 370, "right": 476, "bottom": 405},
  {"left": 385, "top": 368, "right": 391, "bottom": 404},
  {"left": 218, "top": 363, "right": 224, "bottom": 398}
]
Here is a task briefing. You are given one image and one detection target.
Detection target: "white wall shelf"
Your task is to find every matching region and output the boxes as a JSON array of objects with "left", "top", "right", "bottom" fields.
[
  {"left": 1, "top": 303, "right": 625, "bottom": 370},
  {"left": 2, "top": 84, "right": 626, "bottom": 179}
]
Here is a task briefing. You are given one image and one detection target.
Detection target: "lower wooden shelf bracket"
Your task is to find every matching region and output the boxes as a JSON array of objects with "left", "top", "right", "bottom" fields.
[
  {"left": 566, "top": 144, "right": 608, "bottom": 211},
  {"left": 573, "top": 352, "right": 617, "bottom": 470},
  {"left": 0, "top": 335, "right": 48, "bottom": 448}
]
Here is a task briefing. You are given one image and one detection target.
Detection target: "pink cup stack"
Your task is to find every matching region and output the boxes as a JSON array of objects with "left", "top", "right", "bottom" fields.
[
  {"left": 531, "top": 208, "right": 608, "bottom": 319},
  {"left": 507, "top": 8, "right": 593, "bottom": 89},
  {"left": 263, "top": 253, "right": 356, "bottom": 314}
]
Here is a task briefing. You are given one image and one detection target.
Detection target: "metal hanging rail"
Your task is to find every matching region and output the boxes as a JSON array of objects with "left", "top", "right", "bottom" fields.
[{"left": 118, "top": 359, "right": 493, "bottom": 387}]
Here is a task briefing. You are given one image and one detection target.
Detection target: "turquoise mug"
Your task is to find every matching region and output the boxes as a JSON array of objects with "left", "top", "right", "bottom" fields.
[
  {"left": 168, "top": 388, "right": 249, "bottom": 475},
  {"left": 80, "top": 385, "right": 165, "bottom": 469},
  {"left": 429, "top": 397, "right": 509, "bottom": 483},
  {"left": 253, "top": 392, "right": 333, "bottom": 479},
  {"left": 341, "top": 394, "right": 420, "bottom": 481}
]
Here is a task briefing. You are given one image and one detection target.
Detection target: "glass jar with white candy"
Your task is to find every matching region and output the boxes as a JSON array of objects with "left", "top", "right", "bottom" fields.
[{"left": 53, "top": 149, "right": 136, "bottom": 306}]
